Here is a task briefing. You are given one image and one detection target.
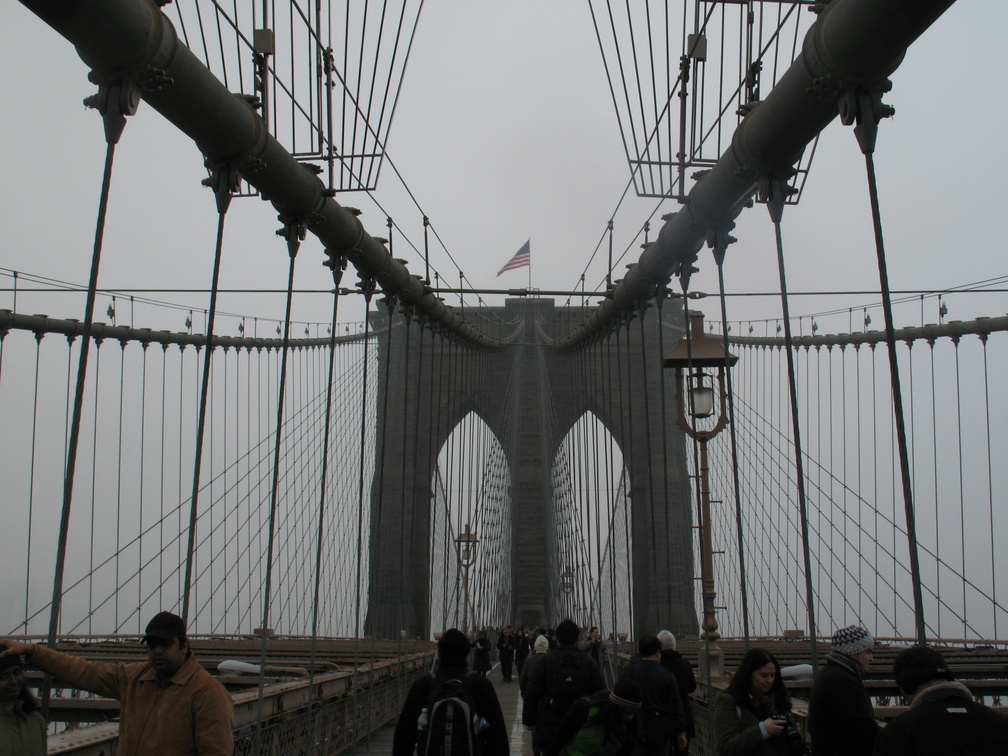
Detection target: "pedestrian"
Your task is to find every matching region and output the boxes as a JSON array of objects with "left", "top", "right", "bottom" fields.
[
  {"left": 472, "top": 629, "right": 493, "bottom": 677},
  {"left": 392, "top": 628, "right": 508, "bottom": 756},
  {"left": 497, "top": 625, "right": 518, "bottom": 682},
  {"left": 545, "top": 678, "right": 643, "bottom": 756},
  {"left": 580, "top": 627, "right": 606, "bottom": 667},
  {"left": 656, "top": 630, "right": 695, "bottom": 755},
  {"left": 523, "top": 619, "right": 606, "bottom": 756},
  {"left": 872, "top": 646, "right": 1008, "bottom": 755},
  {"left": 520, "top": 634, "right": 551, "bottom": 697},
  {"left": 712, "top": 647, "right": 806, "bottom": 756},
  {"left": 619, "top": 635, "right": 687, "bottom": 756},
  {"left": 1, "top": 611, "right": 234, "bottom": 755},
  {"left": 521, "top": 634, "right": 552, "bottom": 756},
  {"left": 516, "top": 628, "right": 531, "bottom": 675},
  {"left": 807, "top": 625, "right": 880, "bottom": 755},
  {"left": 0, "top": 644, "right": 46, "bottom": 756}
]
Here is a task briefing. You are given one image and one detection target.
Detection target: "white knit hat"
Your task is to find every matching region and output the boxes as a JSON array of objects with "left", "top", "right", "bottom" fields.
[
  {"left": 657, "top": 630, "right": 676, "bottom": 651},
  {"left": 831, "top": 625, "right": 874, "bottom": 656},
  {"left": 534, "top": 635, "right": 549, "bottom": 653}
]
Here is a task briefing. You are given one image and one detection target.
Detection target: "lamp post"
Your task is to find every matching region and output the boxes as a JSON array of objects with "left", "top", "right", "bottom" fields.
[
  {"left": 663, "top": 310, "right": 737, "bottom": 680},
  {"left": 560, "top": 569, "right": 574, "bottom": 618},
  {"left": 456, "top": 523, "right": 479, "bottom": 634}
]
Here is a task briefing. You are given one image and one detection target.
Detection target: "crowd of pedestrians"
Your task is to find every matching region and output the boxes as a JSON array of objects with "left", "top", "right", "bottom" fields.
[
  {"left": 4, "top": 613, "right": 1008, "bottom": 755},
  {"left": 391, "top": 619, "right": 1008, "bottom": 756}
]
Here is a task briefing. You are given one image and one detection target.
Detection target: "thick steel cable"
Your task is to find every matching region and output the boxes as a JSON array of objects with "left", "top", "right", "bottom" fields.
[
  {"left": 115, "top": 342, "right": 126, "bottom": 627},
  {"left": 182, "top": 207, "right": 231, "bottom": 624},
  {"left": 305, "top": 263, "right": 345, "bottom": 744},
  {"left": 713, "top": 254, "right": 752, "bottom": 648},
  {"left": 252, "top": 245, "right": 300, "bottom": 756},
  {"left": 861, "top": 149, "right": 926, "bottom": 644},
  {"left": 766, "top": 190, "right": 818, "bottom": 672},
  {"left": 42, "top": 135, "right": 119, "bottom": 716},
  {"left": 23, "top": 334, "right": 43, "bottom": 634}
]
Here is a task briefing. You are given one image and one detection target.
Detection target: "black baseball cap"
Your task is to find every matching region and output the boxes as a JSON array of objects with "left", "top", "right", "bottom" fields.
[{"left": 143, "top": 611, "right": 187, "bottom": 643}]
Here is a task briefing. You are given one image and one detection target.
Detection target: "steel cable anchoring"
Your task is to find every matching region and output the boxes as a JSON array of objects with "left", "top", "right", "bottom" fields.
[{"left": 43, "top": 69, "right": 138, "bottom": 717}]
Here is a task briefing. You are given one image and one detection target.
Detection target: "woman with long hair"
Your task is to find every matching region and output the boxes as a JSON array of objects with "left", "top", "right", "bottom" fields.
[
  {"left": 0, "top": 644, "right": 47, "bottom": 756},
  {"left": 713, "top": 648, "right": 806, "bottom": 756}
]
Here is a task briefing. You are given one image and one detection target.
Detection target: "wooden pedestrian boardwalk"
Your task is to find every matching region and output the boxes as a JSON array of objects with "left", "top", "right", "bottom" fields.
[{"left": 352, "top": 664, "right": 532, "bottom": 756}]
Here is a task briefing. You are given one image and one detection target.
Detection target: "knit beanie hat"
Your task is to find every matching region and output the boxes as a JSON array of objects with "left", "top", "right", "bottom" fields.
[
  {"left": 657, "top": 630, "right": 676, "bottom": 651},
  {"left": 831, "top": 625, "right": 874, "bottom": 656},
  {"left": 609, "top": 679, "right": 642, "bottom": 713},
  {"left": 438, "top": 628, "right": 471, "bottom": 662},
  {"left": 893, "top": 646, "right": 954, "bottom": 694},
  {"left": 534, "top": 635, "right": 549, "bottom": 653}
]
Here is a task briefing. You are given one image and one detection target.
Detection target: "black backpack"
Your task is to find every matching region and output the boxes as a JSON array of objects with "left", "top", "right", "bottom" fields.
[
  {"left": 548, "top": 651, "right": 591, "bottom": 718},
  {"left": 417, "top": 675, "right": 484, "bottom": 756}
]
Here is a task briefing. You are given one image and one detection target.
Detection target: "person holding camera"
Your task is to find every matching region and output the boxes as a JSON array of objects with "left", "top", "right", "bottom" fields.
[{"left": 713, "top": 648, "right": 807, "bottom": 756}]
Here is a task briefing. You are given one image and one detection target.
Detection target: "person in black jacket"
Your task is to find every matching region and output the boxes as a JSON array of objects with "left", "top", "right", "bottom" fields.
[
  {"left": 808, "top": 625, "right": 880, "bottom": 756},
  {"left": 873, "top": 646, "right": 1008, "bottom": 755},
  {"left": 619, "top": 635, "right": 687, "bottom": 756},
  {"left": 392, "top": 629, "right": 508, "bottom": 756},
  {"left": 657, "top": 630, "right": 695, "bottom": 755},
  {"left": 523, "top": 619, "right": 607, "bottom": 756},
  {"left": 497, "top": 625, "right": 518, "bottom": 682}
]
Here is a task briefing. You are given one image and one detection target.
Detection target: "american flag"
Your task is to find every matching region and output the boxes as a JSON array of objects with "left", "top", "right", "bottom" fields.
[{"left": 496, "top": 239, "right": 531, "bottom": 277}]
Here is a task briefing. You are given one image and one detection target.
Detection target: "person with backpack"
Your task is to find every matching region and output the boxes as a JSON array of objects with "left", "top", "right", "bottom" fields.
[
  {"left": 393, "top": 629, "right": 508, "bottom": 756},
  {"left": 523, "top": 619, "right": 606, "bottom": 756},
  {"left": 619, "top": 635, "right": 687, "bottom": 756},
  {"left": 544, "top": 678, "right": 643, "bottom": 756}
]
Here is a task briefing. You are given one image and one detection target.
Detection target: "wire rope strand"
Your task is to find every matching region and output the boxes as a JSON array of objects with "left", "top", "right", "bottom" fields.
[
  {"left": 182, "top": 208, "right": 230, "bottom": 623},
  {"left": 714, "top": 252, "right": 752, "bottom": 648},
  {"left": 861, "top": 150, "right": 926, "bottom": 643},
  {"left": 42, "top": 137, "right": 119, "bottom": 716},
  {"left": 305, "top": 267, "right": 345, "bottom": 741},
  {"left": 252, "top": 244, "right": 300, "bottom": 756},
  {"left": 765, "top": 184, "right": 818, "bottom": 672}
]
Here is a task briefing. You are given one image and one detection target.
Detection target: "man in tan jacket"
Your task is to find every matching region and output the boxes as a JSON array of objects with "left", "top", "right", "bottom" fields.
[{"left": 2, "top": 611, "right": 233, "bottom": 755}]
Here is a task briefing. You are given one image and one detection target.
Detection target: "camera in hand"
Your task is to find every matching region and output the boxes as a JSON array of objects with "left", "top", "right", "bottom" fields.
[{"left": 771, "top": 712, "right": 804, "bottom": 752}]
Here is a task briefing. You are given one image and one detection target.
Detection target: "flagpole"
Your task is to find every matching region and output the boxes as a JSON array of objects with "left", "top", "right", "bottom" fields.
[{"left": 527, "top": 239, "right": 531, "bottom": 292}]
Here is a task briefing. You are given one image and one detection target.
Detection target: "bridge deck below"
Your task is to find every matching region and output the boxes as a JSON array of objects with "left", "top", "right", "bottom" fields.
[{"left": 351, "top": 664, "right": 532, "bottom": 756}]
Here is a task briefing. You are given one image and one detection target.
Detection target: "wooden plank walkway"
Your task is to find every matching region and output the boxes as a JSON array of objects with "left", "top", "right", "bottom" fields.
[{"left": 352, "top": 663, "right": 533, "bottom": 756}]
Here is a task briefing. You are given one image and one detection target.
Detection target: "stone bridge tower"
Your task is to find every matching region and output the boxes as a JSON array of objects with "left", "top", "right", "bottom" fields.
[{"left": 365, "top": 298, "right": 697, "bottom": 641}]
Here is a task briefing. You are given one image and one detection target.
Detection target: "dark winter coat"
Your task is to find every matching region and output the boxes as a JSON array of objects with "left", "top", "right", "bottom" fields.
[
  {"left": 807, "top": 652, "right": 879, "bottom": 756},
  {"left": 618, "top": 659, "right": 685, "bottom": 749},
  {"left": 472, "top": 636, "right": 493, "bottom": 673},
  {"left": 391, "top": 662, "right": 508, "bottom": 756},
  {"left": 660, "top": 649, "right": 696, "bottom": 737},
  {"left": 872, "top": 681, "right": 1008, "bottom": 756},
  {"left": 523, "top": 645, "right": 607, "bottom": 751},
  {"left": 712, "top": 691, "right": 802, "bottom": 756}
]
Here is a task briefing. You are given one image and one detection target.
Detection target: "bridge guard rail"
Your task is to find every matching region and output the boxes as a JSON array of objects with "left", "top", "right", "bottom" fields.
[{"left": 46, "top": 651, "right": 436, "bottom": 755}]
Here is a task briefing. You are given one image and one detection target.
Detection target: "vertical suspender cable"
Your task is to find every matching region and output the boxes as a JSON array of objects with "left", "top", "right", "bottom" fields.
[
  {"left": 306, "top": 258, "right": 345, "bottom": 746},
  {"left": 183, "top": 167, "right": 235, "bottom": 623},
  {"left": 764, "top": 180, "right": 818, "bottom": 672},
  {"left": 24, "top": 333, "right": 44, "bottom": 633},
  {"left": 713, "top": 245, "right": 752, "bottom": 648},
  {"left": 859, "top": 145, "right": 926, "bottom": 644},
  {"left": 44, "top": 125, "right": 122, "bottom": 714},
  {"left": 253, "top": 230, "right": 301, "bottom": 756}
]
